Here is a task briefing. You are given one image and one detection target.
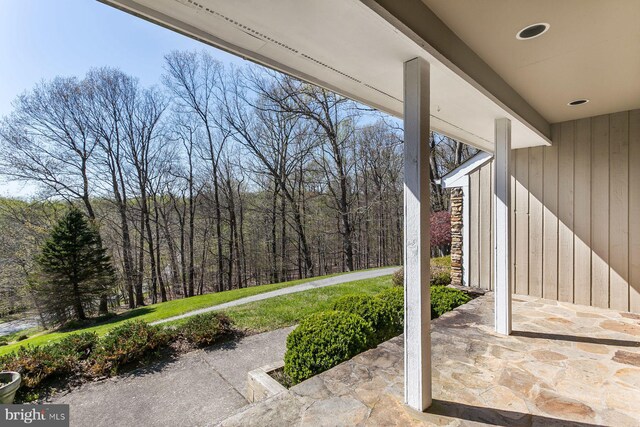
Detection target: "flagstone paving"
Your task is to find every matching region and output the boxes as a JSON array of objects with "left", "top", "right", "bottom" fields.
[{"left": 220, "top": 293, "right": 640, "bottom": 426}]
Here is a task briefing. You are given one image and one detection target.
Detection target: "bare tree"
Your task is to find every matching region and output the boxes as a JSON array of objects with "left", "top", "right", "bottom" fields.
[
  {"left": 248, "top": 72, "right": 358, "bottom": 271},
  {"left": 163, "top": 50, "right": 227, "bottom": 293},
  {"left": 221, "top": 71, "right": 317, "bottom": 277}
]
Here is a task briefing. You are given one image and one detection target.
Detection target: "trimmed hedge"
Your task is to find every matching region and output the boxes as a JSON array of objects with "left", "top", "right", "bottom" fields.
[
  {"left": 177, "top": 312, "right": 233, "bottom": 347},
  {"left": 284, "top": 311, "right": 372, "bottom": 385},
  {"left": 0, "top": 314, "right": 237, "bottom": 401},
  {"left": 89, "top": 321, "right": 171, "bottom": 377},
  {"left": 332, "top": 294, "right": 394, "bottom": 341},
  {"left": 283, "top": 284, "right": 474, "bottom": 385},
  {"left": 0, "top": 332, "right": 98, "bottom": 392},
  {"left": 430, "top": 286, "right": 471, "bottom": 318},
  {"left": 375, "top": 287, "right": 404, "bottom": 334},
  {"left": 391, "top": 265, "right": 452, "bottom": 287}
]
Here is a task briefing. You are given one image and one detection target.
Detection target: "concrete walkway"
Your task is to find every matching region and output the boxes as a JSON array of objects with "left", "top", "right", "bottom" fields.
[
  {"left": 151, "top": 267, "right": 397, "bottom": 326},
  {"left": 50, "top": 326, "right": 296, "bottom": 427}
]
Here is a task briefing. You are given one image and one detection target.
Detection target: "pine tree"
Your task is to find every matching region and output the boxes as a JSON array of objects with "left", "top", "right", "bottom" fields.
[{"left": 36, "top": 207, "right": 115, "bottom": 322}]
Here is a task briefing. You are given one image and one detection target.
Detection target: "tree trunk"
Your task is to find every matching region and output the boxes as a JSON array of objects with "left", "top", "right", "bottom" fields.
[
  {"left": 72, "top": 282, "right": 86, "bottom": 321},
  {"left": 136, "top": 215, "right": 146, "bottom": 306}
]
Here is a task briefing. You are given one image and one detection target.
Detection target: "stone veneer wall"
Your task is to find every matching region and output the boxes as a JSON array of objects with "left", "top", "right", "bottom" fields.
[{"left": 450, "top": 188, "right": 463, "bottom": 286}]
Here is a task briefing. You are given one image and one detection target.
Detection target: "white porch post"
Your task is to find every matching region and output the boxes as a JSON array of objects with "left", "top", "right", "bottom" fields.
[
  {"left": 494, "top": 118, "right": 512, "bottom": 335},
  {"left": 403, "top": 57, "right": 431, "bottom": 411},
  {"left": 462, "top": 178, "right": 470, "bottom": 286}
]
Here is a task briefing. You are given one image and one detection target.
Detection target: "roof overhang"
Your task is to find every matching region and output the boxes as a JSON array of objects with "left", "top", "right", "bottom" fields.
[
  {"left": 100, "top": 0, "right": 555, "bottom": 151},
  {"left": 439, "top": 151, "right": 493, "bottom": 189}
]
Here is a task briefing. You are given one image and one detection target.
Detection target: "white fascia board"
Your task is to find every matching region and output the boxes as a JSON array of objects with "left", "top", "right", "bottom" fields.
[{"left": 440, "top": 151, "right": 493, "bottom": 188}]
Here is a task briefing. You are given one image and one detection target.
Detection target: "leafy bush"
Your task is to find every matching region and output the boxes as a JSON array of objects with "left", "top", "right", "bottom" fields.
[
  {"left": 332, "top": 294, "right": 394, "bottom": 341},
  {"left": 284, "top": 311, "right": 372, "bottom": 384},
  {"left": 392, "top": 268, "right": 404, "bottom": 287},
  {"left": 430, "top": 286, "right": 471, "bottom": 318},
  {"left": 17, "top": 334, "right": 28, "bottom": 341},
  {"left": 177, "top": 312, "right": 233, "bottom": 347},
  {"left": 0, "top": 337, "right": 8, "bottom": 346},
  {"left": 431, "top": 271, "right": 451, "bottom": 286},
  {"left": 375, "top": 287, "right": 404, "bottom": 334},
  {"left": 89, "top": 321, "right": 170, "bottom": 377}
]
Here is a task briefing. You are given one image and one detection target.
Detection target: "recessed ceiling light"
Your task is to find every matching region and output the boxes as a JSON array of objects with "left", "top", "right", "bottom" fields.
[
  {"left": 568, "top": 99, "right": 589, "bottom": 106},
  {"left": 516, "top": 23, "right": 550, "bottom": 40}
]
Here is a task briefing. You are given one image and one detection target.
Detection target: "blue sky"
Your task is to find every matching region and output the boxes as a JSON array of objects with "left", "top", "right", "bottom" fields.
[
  {"left": 0, "top": 0, "right": 247, "bottom": 196},
  {"left": 0, "top": 0, "right": 245, "bottom": 118}
]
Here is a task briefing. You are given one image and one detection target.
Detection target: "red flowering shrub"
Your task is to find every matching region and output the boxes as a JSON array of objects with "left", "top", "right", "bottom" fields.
[{"left": 430, "top": 210, "right": 451, "bottom": 249}]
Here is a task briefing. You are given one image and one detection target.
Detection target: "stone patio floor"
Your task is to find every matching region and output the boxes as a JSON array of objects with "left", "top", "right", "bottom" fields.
[{"left": 219, "top": 293, "right": 640, "bottom": 426}]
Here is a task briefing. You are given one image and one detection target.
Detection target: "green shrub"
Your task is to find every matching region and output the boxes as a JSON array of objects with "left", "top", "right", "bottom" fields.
[
  {"left": 430, "top": 271, "right": 451, "bottom": 286},
  {"left": 375, "top": 287, "right": 404, "bottom": 334},
  {"left": 375, "top": 285, "right": 471, "bottom": 322},
  {"left": 55, "top": 332, "right": 99, "bottom": 360},
  {"left": 17, "top": 334, "right": 28, "bottom": 341},
  {"left": 0, "top": 331, "right": 100, "bottom": 394},
  {"left": 0, "top": 337, "right": 8, "bottom": 346},
  {"left": 284, "top": 311, "right": 372, "bottom": 385},
  {"left": 178, "top": 312, "right": 233, "bottom": 347},
  {"left": 0, "top": 345, "right": 69, "bottom": 390},
  {"left": 332, "top": 294, "right": 394, "bottom": 342},
  {"left": 392, "top": 268, "right": 404, "bottom": 287},
  {"left": 89, "top": 321, "right": 170, "bottom": 377},
  {"left": 392, "top": 259, "right": 452, "bottom": 288},
  {"left": 430, "top": 286, "right": 471, "bottom": 318}
]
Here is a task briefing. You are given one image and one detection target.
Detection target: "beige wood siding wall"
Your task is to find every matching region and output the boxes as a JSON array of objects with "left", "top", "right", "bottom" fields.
[
  {"left": 467, "top": 109, "right": 640, "bottom": 312},
  {"left": 468, "top": 161, "right": 494, "bottom": 290}
]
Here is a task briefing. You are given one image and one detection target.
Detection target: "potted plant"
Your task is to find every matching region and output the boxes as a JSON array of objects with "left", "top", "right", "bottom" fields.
[{"left": 0, "top": 371, "right": 21, "bottom": 404}]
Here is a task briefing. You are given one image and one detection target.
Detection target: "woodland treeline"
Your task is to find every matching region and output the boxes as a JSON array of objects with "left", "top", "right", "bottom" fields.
[{"left": 0, "top": 51, "right": 476, "bottom": 318}]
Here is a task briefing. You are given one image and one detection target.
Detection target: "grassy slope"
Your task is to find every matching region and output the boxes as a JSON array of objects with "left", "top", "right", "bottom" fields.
[
  {"left": 0, "top": 268, "right": 391, "bottom": 356},
  {"left": 224, "top": 275, "right": 393, "bottom": 332}
]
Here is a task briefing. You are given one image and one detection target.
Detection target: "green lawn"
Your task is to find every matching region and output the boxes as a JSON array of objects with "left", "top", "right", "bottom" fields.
[
  {"left": 0, "top": 267, "right": 393, "bottom": 356},
  {"left": 224, "top": 275, "right": 393, "bottom": 332}
]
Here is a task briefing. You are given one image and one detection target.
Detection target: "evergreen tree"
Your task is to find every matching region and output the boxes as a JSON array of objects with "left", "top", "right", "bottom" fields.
[{"left": 36, "top": 207, "right": 115, "bottom": 322}]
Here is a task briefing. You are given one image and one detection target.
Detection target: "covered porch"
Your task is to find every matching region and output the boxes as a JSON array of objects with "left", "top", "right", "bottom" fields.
[
  {"left": 220, "top": 293, "right": 640, "bottom": 426},
  {"left": 101, "top": 0, "right": 640, "bottom": 422}
]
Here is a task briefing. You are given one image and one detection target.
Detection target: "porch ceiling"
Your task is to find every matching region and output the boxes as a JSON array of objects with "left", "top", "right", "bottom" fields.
[
  {"left": 99, "top": 0, "right": 553, "bottom": 151},
  {"left": 422, "top": 0, "right": 640, "bottom": 124}
]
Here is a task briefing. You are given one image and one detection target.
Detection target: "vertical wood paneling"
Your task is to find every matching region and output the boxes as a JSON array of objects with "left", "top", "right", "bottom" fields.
[
  {"left": 543, "top": 126, "right": 559, "bottom": 300},
  {"left": 514, "top": 148, "right": 529, "bottom": 295},
  {"left": 528, "top": 147, "right": 544, "bottom": 297},
  {"left": 466, "top": 108, "right": 639, "bottom": 312},
  {"left": 630, "top": 110, "right": 640, "bottom": 312},
  {"left": 591, "top": 115, "right": 610, "bottom": 308},
  {"left": 609, "top": 112, "right": 629, "bottom": 311},
  {"left": 574, "top": 118, "right": 592, "bottom": 306},
  {"left": 558, "top": 122, "right": 575, "bottom": 302},
  {"left": 469, "top": 170, "right": 480, "bottom": 288},
  {"left": 479, "top": 162, "right": 492, "bottom": 289}
]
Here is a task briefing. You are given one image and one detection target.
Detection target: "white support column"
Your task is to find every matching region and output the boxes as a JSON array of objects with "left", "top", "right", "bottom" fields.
[
  {"left": 462, "top": 179, "right": 470, "bottom": 286},
  {"left": 494, "top": 118, "right": 512, "bottom": 335},
  {"left": 403, "top": 57, "right": 431, "bottom": 411}
]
